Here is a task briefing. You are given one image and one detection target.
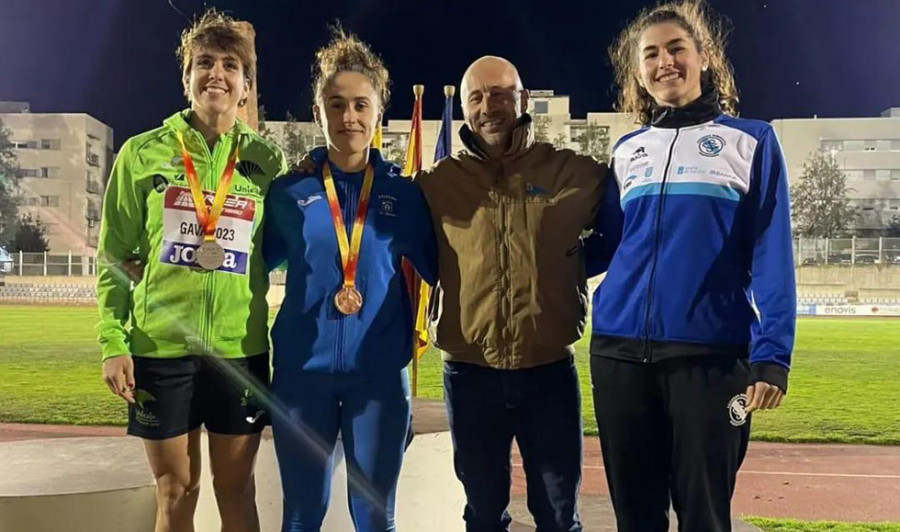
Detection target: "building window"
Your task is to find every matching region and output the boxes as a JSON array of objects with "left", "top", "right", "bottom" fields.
[
  {"left": 820, "top": 140, "right": 842, "bottom": 152},
  {"left": 18, "top": 168, "right": 57, "bottom": 178},
  {"left": 41, "top": 139, "right": 61, "bottom": 150},
  {"left": 862, "top": 169, "right": 876, "bottom": 180},
  {"left": 876, "top": 170, "right": 892, "bottom": 181},
  {"left": 892, "top": 169, "right": 900, "bottom": 181},
  {"left": 892, "top": 140, "right": 900, "bottom": 151},
  {"left": 40, "top": 195, "right": 60, "bottom": 207},
  {"left": 40, "top": 167, "right": 59, "bottom": 178},
  {"left": 844, "top": 169, "right": 863, "bottom": 180},
  {"left": 534, "top": 101, "right": 549, "bottom": 114}
]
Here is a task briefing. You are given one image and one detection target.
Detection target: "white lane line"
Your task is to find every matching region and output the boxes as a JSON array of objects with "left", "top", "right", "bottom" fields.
[{"left": 511, "top": 463, "right": 900, "bottom": 480}]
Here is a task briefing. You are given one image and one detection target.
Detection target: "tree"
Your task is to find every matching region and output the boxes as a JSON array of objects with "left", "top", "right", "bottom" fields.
[
  {"left": 886, "top": 215, "right": 900, "bottom": 237},
  {"left": 574, "top": 123, "right": 611, "bottom": 164},
  {"left": 533, "top": 114, "right": 551, "bottom": 143},
  {"left": 8, "top": 213, "right": 49, "bottom": 252},
  {"left": 282, "top": 111, "right": 308, "bottom": 170},
  {"left": 552, "top": 132, "right": 569, "bottom": 150},
  {"left": 257, "top": 102, "right": 275, "bottom": 142},
  {"left": 791, "top": 151, "right": 858, "bottom": 238},
  {"left": 383, "top": 136, "right": 407, "bottom": 166},
  {"left": 0, "top": 117, "right": 21, "bottom": 247}
]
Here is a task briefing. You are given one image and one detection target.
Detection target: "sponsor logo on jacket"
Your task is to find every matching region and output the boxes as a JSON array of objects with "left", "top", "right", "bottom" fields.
[
  {"left": 629, "top": 146, "right": 649, "bottom": 162},
  {"left": 297, "top": 195, "right": 323, "bottom": 208}
]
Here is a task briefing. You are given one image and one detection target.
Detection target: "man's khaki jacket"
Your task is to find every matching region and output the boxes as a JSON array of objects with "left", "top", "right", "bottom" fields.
[{"left": 417, "top": 115, "right": 608, "bottom": 369}]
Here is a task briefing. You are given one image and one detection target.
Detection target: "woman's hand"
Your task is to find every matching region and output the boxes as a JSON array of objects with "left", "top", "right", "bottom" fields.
[
  {"left": 745, "top": 381, "right": 783, "bottom": 413},
  {"left": 102, "top": 356, "right": 135, "bottom": 404}
]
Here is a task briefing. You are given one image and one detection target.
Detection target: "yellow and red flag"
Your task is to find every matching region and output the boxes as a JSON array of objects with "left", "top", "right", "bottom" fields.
[
  {"left": 371, "top": 123, "right": 383, "bottom": 150},
  {"left": 401, "top": 86, "right": 428, "bottom": 366}
]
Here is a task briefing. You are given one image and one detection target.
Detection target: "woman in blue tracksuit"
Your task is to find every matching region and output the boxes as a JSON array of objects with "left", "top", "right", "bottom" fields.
[
  {"left": 587, "top": 3, "right": 796, "bottom": 531},
  {"left": 263, "top": 30, "right": 437, "bottom": 532}
]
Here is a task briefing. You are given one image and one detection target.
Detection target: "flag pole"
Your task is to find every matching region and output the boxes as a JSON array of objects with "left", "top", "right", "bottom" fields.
[{"left": 411, "top": 84, "right": 424, "bottom": 398}]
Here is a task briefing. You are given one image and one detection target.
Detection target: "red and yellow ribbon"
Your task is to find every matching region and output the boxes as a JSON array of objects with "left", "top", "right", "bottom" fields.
[
  {"left": 176, "top": 131, "right": 240, "bottom": 243},
  {"left": 322, "top": 163, "right": 375, "bottom": 290}
]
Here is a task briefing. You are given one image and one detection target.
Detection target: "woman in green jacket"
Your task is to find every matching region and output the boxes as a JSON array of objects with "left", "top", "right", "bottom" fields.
[{"left": 97, "top": 10, "right": 285, "bottom": 531}]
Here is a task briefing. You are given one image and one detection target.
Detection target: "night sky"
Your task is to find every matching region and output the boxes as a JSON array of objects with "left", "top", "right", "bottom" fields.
[{"left": 2, "top": 0, "right": 898, "bottom": 149}]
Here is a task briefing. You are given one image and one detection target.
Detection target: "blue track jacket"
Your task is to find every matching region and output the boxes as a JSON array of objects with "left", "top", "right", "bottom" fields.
[
  {"left": 264, "top": 147, "right": 438, "bottom": 377},
  {"left": 587, "top": 94, "right": 796, "bottom": 391}
]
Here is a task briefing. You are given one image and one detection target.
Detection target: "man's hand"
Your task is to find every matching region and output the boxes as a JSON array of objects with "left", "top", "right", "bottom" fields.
[
  {"left": 745, "top": 381, "right": 784, "bottom": 413},
  {"left": 102, "top": 356, "right": 136, "bottom": 404},
  {"left": 292, "top": 153, "right": 316, "bottom": 174},
  {"left": 122, "top": 257, "right": 144, "bottom": 283}
]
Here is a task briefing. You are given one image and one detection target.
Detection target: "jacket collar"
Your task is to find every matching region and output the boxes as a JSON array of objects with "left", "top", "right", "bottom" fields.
[
  {"left": 163, "top": 109, "right": 252, "bottom": 139},
  {"left": 309, "top": 146, "right": 397, "bottom": 176},
  {"left": 649, "top": 86, "right": 722, "bottom": 129},
  {"left": 459, "top": 113, "right": 536, "bottom": 160}
]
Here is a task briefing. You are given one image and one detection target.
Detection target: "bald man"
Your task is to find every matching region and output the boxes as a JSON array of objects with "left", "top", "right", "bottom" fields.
[{"left": 417, "top": 56, "right": 608, "bottom": 532}]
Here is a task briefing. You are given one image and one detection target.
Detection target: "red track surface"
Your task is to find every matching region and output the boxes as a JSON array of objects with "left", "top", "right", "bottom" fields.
[{"left": 3, "top": 424, "right": 898, "bottom": 522}]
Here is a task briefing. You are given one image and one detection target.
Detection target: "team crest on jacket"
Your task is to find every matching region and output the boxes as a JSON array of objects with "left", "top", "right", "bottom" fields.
[
  {"left": 378, "top": 194, "right": 398, "bottom": 217},
  {"left": 727, "top": 393, "right": 749, "bottom": 426},
  {"left": 698, "top": 135, "right": 726, "bottom": 157},
  {"left": 152, "top": 174, "right": 169, "bottom": 193},
  {"left": 236, "top": 160, "right": 264, "bottom": 178}
]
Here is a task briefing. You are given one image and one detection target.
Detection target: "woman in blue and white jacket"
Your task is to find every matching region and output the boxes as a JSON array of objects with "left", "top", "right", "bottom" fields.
[
  {"left": 263, "top": 30, "right": 437, "bottom": 532},
  {"left": 586, "top": 3, "right": 796, "bottom": 531}
]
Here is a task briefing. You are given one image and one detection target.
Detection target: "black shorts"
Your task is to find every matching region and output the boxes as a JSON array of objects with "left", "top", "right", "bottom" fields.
[{"left": 128, "top": 353, "right": 270, "bottom": 440}]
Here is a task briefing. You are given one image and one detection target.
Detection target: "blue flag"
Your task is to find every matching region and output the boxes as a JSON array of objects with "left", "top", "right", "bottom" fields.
[{"left": 434, "top": 88, "right": 454, "bottom": 162}]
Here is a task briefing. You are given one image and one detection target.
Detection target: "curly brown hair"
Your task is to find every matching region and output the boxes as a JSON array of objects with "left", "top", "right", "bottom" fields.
[
  {"left": 312, "top": 26, "right": 391, "bottom": 110},
  {"left": 610, "top": 0, "right": 738, "bottom": 125},
  {"left": 177, "top": 9, "right": 256, "bottom": 103}
]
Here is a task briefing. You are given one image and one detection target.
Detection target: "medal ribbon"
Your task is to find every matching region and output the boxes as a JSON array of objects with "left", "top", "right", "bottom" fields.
[
  {"left": 322, "top": 162, "right": 375, "bottom": 289},
  {"left": 176, "top": 131, "right": 240, "bottom": 243}
]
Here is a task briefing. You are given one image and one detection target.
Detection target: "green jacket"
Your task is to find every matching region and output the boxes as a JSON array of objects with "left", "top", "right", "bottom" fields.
[{"left": 97, "top": 110, "right": 287, "bottom": 361}]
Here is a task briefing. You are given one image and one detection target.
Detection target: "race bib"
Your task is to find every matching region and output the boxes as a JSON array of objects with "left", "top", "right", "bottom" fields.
[{"left": 159, "top": 186, "right": 255, "bottom": 274}]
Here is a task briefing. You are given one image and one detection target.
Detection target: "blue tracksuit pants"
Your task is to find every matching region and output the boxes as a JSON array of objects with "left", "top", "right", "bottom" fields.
[{"left": 271, "top": 370, "right": 411, "bottom": 532}]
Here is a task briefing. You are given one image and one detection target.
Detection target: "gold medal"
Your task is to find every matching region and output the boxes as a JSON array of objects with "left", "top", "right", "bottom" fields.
[{"left": 334, "top": 286, "right": 364, "bottom": 315}]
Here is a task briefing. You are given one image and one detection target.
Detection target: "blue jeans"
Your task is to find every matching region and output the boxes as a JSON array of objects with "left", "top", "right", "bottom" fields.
[
  {"left": 444, "top": 357, "right": 583, "bottom": 532},
  {"left": 272, "top": 370, "right": 411, "bottom": 532}
]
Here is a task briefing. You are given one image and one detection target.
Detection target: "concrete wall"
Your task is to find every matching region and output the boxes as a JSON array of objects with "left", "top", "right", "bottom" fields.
[
  {"left": 588, "top": 266, "right": 900, "bottom": 297},
  {"left": 796, "top": 265, "right": 900, "bottom": 294}
]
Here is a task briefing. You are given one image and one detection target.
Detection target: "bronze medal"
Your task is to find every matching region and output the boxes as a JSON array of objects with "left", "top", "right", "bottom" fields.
[
  {"left": 334, "top": 286, "right": 363, "bottom": 315},
  {"left": 323, "top": 163, "right": 375, "bottom": 315}
]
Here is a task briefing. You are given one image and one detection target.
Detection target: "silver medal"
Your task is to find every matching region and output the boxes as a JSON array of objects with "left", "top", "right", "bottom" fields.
[{"left": 196, "top": 241, "right": 225, "bottom": 270}]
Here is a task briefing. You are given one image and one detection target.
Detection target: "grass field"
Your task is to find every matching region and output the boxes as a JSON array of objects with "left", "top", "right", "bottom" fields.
[
  {"left": 1, "top": 305, "right": 899, "bottom": 444},
  {"left": 745, "top": 518, "right": 900, "bottom": 532}
]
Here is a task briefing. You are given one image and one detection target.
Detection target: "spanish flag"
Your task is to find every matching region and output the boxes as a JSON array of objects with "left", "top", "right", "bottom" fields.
[
  {"left": 371, "top": 123, "right": 383, "bottom": 150},
  {"left": 412, "top": 86, "right": 455, "bottom": 360},
  {"left": 401, "top": 86, "right": 428, "bottom": 363}
]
